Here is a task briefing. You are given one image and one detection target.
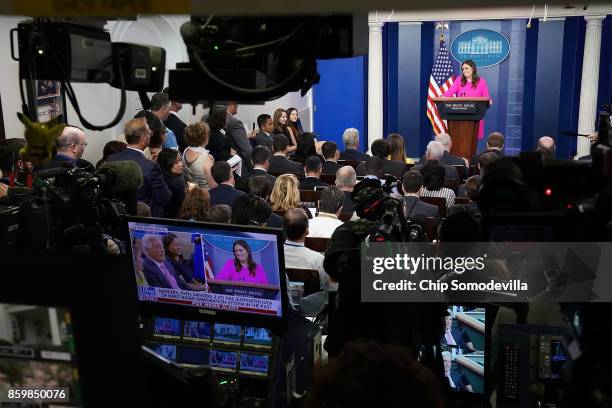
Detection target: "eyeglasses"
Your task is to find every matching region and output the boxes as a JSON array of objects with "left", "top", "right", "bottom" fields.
[{"left": 71, "top": 142, "right": 87, "bottom": 147}]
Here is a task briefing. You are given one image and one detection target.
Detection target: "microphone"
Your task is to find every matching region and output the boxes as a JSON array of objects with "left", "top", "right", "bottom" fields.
[{"left": 96, "top": 161, "right": 143, "bottom": 195}]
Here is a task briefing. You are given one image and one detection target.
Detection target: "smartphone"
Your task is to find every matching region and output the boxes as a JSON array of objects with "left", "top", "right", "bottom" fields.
[{"left": 252, "top": 122, "right": 256, "bottom": 131}]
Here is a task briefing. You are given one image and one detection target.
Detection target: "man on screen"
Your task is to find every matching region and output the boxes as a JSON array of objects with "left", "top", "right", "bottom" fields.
[
  {"left": 443, "top": 313, "right": 476, "bottom": 352},
  {"left": 142, "top": 234, "right": 206, "bottom": 291},
  {"left": 442, "top": 351, "right": 473, "bottom": 393}
]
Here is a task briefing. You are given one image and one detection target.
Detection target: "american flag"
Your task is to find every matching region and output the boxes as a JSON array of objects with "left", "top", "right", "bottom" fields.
[{"left": 427, "top": 38, "right": 456, "bottom": 134}]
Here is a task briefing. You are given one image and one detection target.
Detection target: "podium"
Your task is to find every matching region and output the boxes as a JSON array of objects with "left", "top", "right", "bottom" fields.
[{"left": 432, "top": 97, "right": 490, "bottom": 160}]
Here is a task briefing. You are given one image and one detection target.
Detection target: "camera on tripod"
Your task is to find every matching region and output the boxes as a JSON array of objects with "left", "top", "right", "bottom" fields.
[{"left": 0, "top": 161, "right": 142, "bottom": 252}]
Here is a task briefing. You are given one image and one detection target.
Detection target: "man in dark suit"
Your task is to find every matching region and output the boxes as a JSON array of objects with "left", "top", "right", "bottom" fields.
[
  {"left": 321, "top": 141, "right": 342, "bottom": 174},
  {"left": 209, "top": 161, "right": 244, "bottom": 206},
  {"left": 334, "top": 165, "right": 356, "bottom": 214},
  {"left": 356, "top": 139, "right": 407, "bottom": 179},
  {"left": 450, "top": 175, "right": 481, "bottom": 221},
  {"left": 430, "top": 133, "right": 469, "bottom": 168},
  {"left": 470, "top": 132, "right": 505, "bottom": 166},
  {"left": 268, "top": 134, "right": 304, "bottom": 178},
  {"left": 299, "top": 156, "right": 329, "bottom": 190},
  {"left": 44, "top": 126, "right": 94, "bottom": 171},
  {"left": 142, "top": 234, "right": 189, "bottom": 290},
  {"left": 246, "top": 175, "right": 283, "bottom": 228},
  {"left": 254, "top": 114, "right": 274, "bottom": 152},
  {"left": 237, "top": 146, "right": 276, "bottom": 192},
  {"left": 402, "top": 171, "right": 440, "bottom": 227},
  {"left": 107, "top": 117, "right": 171, "bottom": 217},
  {"left": 414, "top": 141, "right": 459, "bottom": 181},
  {"left": 162, "top": 87, "right": 187, "bottom": 152},
  {"left": 339, "top": 127, "right": 369, "bottom": 161}
]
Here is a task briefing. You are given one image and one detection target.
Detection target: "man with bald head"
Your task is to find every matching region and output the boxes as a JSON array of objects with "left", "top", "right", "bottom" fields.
[
  {"left": 335, "top": 165, "right": 356, "bottom": 213},
  {"left": 537, "top": 136, "right": 556, "bottom": 159},
  {"left": 45, "top": 125, "right": 91, "bottom": 170}
]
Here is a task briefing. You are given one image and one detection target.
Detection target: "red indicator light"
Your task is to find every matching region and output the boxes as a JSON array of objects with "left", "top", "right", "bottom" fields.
[{"left": 545, "top": 188, "right": 553, "bottom": 196}]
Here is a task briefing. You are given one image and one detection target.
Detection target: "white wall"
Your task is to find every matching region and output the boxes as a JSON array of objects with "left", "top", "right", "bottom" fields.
[{"left": 0, "top": 15, "right": 313, "bottom": 164}]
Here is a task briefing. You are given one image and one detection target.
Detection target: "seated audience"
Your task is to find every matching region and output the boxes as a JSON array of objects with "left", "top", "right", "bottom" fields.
[
  {"left": 209, "top": 161, "right": 244, "bottom": 206},
  {"left": 419, "top": 161, "right": 456, "bottom": 209},
  {"left": 237, "top": 145, "right": 276, "bottom": 191},
  {"left": 537, "top": 136, "right": 556, "bottom": 159},
  {"left": 432, "top": 132, "right": 468, "bottom": 168},
  {"left": 470, "top": 132, "right": 505, "bottom": 166},
  {"left": 388, "top": 133, "right": 415, "bottom": 164},
  {"left": 230, "top": 193, "right": 272, "bottom": 226},
  {"left": 207, "top": 204, "right": 232, "bottom": 223},
  {"left": 207, "top": 105, "right": 236, "bottom": 162},
  {"left": 283, "top": 208, "right": 329, "bottom": 290},
  {"left": 268, "top": 134, "right": 304, "bottom": 178},
  {"left": 247, "top": 175, "right": 283, "bottom": 228},
  {"left": 477, "top": 151, "right": 499, "bottom": 177},
  {"left": 402, "top": 170, "right": 440, "bottom": 227},
  {"left": 272, "top": 108, "right": 297, "bottom": 153},
  {"left": 96, "top": 140, "right": 126, "bottom": 169},
  {"left": 270, "top": 174, "right": 312, "bottom": 218},
  {"left": 254, "top": 114, "right": 274, "bottom": 151},
  {"left": 305, "top": 341, "right": 445, "bottom": 408},
  {"left": 356, "top": 139, "right": 407, "bottom": 179},
  {"left": 308, "top": 187, "right": 345, "bottom": 238},
  {"left": 450, "top": 175, "right": 481, "bottom": 221},
  {"left": 287, "top": 107, "right": 304, "bottom": 136},
  {"left": 335, "top": 166, "right": 357, "bottom": 214},
  {"left": 157, "top": 148, "right": 186, "bottom": 218},
  {"left": 299, "top": 156, "right": 329, "bottom": 190},
  {"left": 177, "top": 185, "right": 210, "bottom": 222},
  {"left": 182, "top": 122, "right": 216, "bottom": 190},
  {"left": 340, "top": 128, "right": 369, "bottom": 161},
  {"left": 321, "top": 141, "right": 342, "bottom": 174},
  {"left": 108, "top": 117, "right": 172, "bottom": 217},
  {"left": 362, "top": 156, "right": 384, "bottom": 182},
  {"left": 414, "top": 141, "right": 459, "bottom": 180},
  {"left": 293, "top": 132, "right": 323, "bottom": 161}
]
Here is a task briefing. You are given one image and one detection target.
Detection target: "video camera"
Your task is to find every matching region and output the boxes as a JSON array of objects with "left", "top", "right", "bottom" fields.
[
  {"left": 351, "top": 177, "right": 426, "bottom": 243},
  {"left": 0, "top": 160, "right": 142, "bottom": 252}
]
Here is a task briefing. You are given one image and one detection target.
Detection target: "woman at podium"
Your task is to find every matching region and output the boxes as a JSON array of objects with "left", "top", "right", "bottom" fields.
[
  {"left": 443, "top": 59, "right": 491, "bottom": 139},
  {"left": 216, "top": 240, "right": 269, "bottom": 284}
]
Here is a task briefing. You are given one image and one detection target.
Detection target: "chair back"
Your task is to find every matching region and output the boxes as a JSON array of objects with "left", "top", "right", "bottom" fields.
[
  {"left": 285, "top": 268, "right": 320, "bottom": 296},
  {"left": 454, "top": 197, "right": 470, "bottom": 205},
  {"left": 337, "top": 160, "right": 362, "bottom": 169},
  {"left": 420, "top": 196, "right": 447, "bottom": 218},
  {"left": 320, "top": 174, "right": 336, "bottom": 185},
  {"left": 304, "top": 236, "right": 330, "bottom": 253},
  {"left": 299, "top": 190, "right": 322, "bottom": 206}
]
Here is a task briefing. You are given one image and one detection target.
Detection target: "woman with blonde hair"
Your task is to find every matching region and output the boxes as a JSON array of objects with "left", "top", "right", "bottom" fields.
[
  {"left": 270, "top": 174, "right": 312, "bottom": 218},
  {"left": 272, "top": 108, "right": 297, "bottom": 153},
  {"left": 183, "top": 122, "right": 217, "bottom": 190},
  {"left": 388, "top": 133, "right": 415, "bottom": 164}
]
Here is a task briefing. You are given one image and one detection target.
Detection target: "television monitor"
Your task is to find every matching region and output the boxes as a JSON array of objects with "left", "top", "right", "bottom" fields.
[
  {"left": 243, "top": 326, "right": 273, "bottom": 348},
  {"left": 239, "top": 352, "right": 270, "bottom": 376},
  {"left": 441, "top": 304, "right": 488, "bottom": 396},
  {"left": 125, "top": 217, "right": 287, "bottom": 326},
  {"left": 209, "top": 350, "right": 238, "bottom": 372},
  {"left": 151, "top": 343, "right": 177, "bottom": 361},
  {"left": 183, "top": 321, "right": 211, "bottom": 341},
  {"left": 213, "top": 324, "right": 241, "bottom": 344},
  {"left": 153, "top": 317, "right": 181, "bottom": 338}
]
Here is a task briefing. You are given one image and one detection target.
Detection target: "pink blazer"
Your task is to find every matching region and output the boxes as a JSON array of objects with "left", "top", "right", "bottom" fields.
[{"left": 443, "top": 77, "right": 491, "bottom": 139}]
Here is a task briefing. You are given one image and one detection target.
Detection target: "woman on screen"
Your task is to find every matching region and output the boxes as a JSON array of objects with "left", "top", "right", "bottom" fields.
[
  {"left": 442, "top": 60, "right": 491, "bottom": 139},
  {"left": 216, "top": 240, "right": 269, "bottom": 284}
]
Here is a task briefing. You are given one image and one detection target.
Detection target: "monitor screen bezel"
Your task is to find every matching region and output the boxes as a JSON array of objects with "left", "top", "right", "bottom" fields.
[
  {"left": 443, "top": 302, "right": 491, "bottom": 401},
  {"left": 125, "top": 216, "right": 289, "bottom": 329}
]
